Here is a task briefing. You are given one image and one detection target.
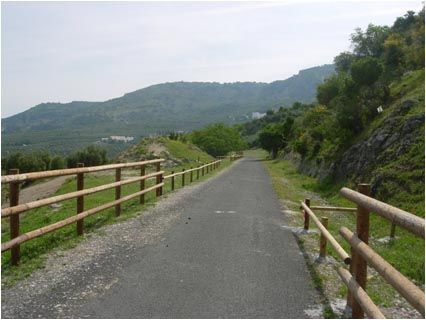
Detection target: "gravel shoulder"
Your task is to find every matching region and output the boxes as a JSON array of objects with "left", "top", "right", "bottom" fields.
[{"left": 2, "top": 166, "right": 230, "bottom": 318}]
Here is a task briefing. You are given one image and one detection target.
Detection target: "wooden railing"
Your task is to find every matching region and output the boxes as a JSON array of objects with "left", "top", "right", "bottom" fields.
[
  {"left": 300, "top": 184, "right": 425, "bottom": 319},
  {"left": 1, "top": 158, "right": 227, "bottom": 266},
  {"left": 216, "top": 152, "right": 244, "bottom": 161}
]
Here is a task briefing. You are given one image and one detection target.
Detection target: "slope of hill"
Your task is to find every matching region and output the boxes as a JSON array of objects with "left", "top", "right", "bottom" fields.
[
  {"left": 241, "top": 68, "right": 424, "bottom": 214},
  {"left": 240, "top": 8, "right": 425, "bottom": 215},
  {"left": 116, "top": 136, "right": 214, "bottom": 167},
  {"left": 1, "top": 64, "right": 334, "bottom": 157}
]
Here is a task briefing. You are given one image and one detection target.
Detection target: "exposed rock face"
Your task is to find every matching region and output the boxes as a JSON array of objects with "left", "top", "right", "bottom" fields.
[
  {"left": 292, "top": 99, "right": 424, "bottom": 196},
  {"left": 332, "top": 100, "right": 423, "bottom": 184}
]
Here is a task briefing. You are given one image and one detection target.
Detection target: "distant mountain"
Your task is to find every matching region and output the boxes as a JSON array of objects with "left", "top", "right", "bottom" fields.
[{"left": 2, "top": 64, "right": 334, "bottom": 156}]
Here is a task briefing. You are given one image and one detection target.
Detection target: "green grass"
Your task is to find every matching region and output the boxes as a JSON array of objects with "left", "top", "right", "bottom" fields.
[
  {"left": 164, "top": 139, "right": 213, "bottom": 164},
  {"left": 260, "top": 153, "right": 424, "bottom": 308},
  {"left": 1, "top": 158, "right": 232, "bottom": 287}
]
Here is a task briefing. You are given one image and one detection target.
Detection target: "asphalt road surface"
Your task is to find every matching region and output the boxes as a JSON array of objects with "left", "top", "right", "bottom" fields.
[{"left": 3, "top": 157, "right": 320, "bottom": 318}]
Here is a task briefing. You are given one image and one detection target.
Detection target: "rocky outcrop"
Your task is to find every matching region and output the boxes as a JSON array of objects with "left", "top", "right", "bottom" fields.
[
  {"left": 331, "top": 99, "right": 423, "bottom": 186},
  {"left": 289, "top": 99, "right": 424, "bottom": 197}
]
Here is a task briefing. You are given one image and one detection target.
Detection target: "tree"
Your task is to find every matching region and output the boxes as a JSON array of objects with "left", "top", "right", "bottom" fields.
[
  {"left": 383, "top": 34, "right": 404, "bottom": 68},
  {"left": 3, "top": 152, "right": 46, "bottom": 173},
  {"left": 190, "top": 124, "right": 247, "bottom": 157},
  {"left": 34, "top": 150, "right": 51, "bottom": 170},
  {"left": 333, "top": 96, "right": 363, "bottom": 135},
  {"left": 258, "top": 124, "right": 284, "bottom": 158},
  {"left": 334, "top": 52, "right": 356, "bottom": 73},
  {"left": 316, "top": 75, "right": 341, "bottom": 105},
  {"left": 350, "top": 57, "right": 382, "bottom": 86},
  {"left": 66, "top": 145, "right": 108, "bottom": 168},
  {"left": 351, "top": 24, "right": 390, "bottom": 57},
  {"left": 51, "top": 156, "right": 66, "bottom": 170}
]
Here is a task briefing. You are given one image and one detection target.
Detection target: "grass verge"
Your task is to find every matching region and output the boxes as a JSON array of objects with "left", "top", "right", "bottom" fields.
[{"left": 245, "top": 149, "right": 424, "bottom": 317}]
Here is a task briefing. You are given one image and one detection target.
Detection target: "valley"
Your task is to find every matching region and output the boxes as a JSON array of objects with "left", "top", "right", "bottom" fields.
[{"left": 2, "top": 64, "right": 334, "bottom": 157}]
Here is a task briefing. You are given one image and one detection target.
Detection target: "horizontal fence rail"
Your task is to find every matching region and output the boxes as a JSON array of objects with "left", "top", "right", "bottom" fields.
[
  {"left": 340, "top": 227, "right": 425, "bottom": 316},
  {"left": 1, "top": 157, "right": 226, "bottom": 265},
  {"left": 1, "top": 183, "right": 164, "bottom": 252},
  {"left": 1, "top": 171, "right": 163, "bottom": 218},
  {"left": 301, "top": 201, "right": 351, "bottom": 264},
  {"left": 299, "top": 184, "right": 425, "bottom": 318},
  {"left": 1, "top": 159, "right": 164, "bottom": 183},
  {"left": 337, "top": 267, "right": 385, "bottom": 319},
  {"left": 340, "top": 187, "right": 425, "bottom": 238},
  {"left": 309, "top": 206, "right": 356, "bottom": 212},
  {"left": 163, "top": 160, "right": 221, "bottom": 179}
]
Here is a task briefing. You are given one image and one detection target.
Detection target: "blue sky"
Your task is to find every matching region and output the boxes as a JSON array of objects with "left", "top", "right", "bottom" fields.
[{"left": 1, "top": 0, "right": 423, "bottom": 117}]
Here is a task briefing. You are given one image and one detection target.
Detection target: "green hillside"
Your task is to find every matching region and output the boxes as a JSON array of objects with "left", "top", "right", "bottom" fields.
[
  {"left": 241, "top": 9, "right": 424, "bottom": 214},
  {"left": 117, "top": 136, "right": 214, "bottom": 167},
  {"left": 1, "top": 64, "right": 334, "bottom": 157}
]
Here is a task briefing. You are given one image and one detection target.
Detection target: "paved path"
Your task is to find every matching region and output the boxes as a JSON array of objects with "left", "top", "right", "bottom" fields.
[{"left": 2, "top": 157, "right": 320, "bottom": 318}]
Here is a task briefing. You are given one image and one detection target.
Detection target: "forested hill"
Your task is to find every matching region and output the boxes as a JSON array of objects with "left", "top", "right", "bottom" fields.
[{"left": 2, "top": 64, "right": 334, "bottom": 157}]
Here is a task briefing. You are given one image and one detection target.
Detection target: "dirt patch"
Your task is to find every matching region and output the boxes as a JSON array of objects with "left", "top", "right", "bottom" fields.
[
  {"left": 147, "top": 143, "right": 167, "bottom": 156},
  {"left": 2, "top": 176, "right": 71, "bottom": 208}
]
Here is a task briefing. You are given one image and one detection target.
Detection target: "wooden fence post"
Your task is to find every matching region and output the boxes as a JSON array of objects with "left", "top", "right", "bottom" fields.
[
  {"left": 115, "top": 168, "right": 121, "bottom": 216},
  {"left": 182, "top": 169, "right": 185, "bottom": 186},
  {"left": 190, "top": 167, "right": 193, "bottom": 183},
  {"left": 319, "top": 217, "right": 329, "bottom": 258},
  {"left": 197, "top": 167, "right": 200, "bottom": 180},
  {"left": 202, "top": 165, "right": 205, "bottom": 176},
  {"left": 304, "top": 198, "right": 310, "bottom": 230},
  {"left": 76, "top": 163, "right": 85, "bottom": 236},
  {"left": 390, "top": 222, "right": 396, "bottom": 239},
  {"left": 351, "top": 183, "right": 371, "bottom": 319},
  {"left": 160, "top": 172, "right": 164, "bottom": 196},
  {"left": 140, "top": 164, "right": 145, "bottom": 204},
  {"left": 171, "top": 171, "right": 175, "bottom": 190},
  {"left": 156, "top": 162, "right": 162, "bottom": 197},
  {"left": 9, "top": 168, "right": 20, "bottom": 265},
  {"left": 206, "top": 164, "right": 209, "bottom": 174}
]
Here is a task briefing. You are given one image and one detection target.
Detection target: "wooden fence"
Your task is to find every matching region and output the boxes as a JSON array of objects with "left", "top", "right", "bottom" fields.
[
  {"left": 216, "top": 153, "right": 243, "bottom": 161},
  {"left": 300, "top": 184, "right": 425, "bottom": 319},
  {"left": 1, "top": 158, "right": 228, "bottom": 266}
]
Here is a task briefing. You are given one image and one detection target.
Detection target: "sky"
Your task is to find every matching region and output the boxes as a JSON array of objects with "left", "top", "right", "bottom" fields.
[{"left": 1, "top": 0, "right": 423, "bottom": 118}]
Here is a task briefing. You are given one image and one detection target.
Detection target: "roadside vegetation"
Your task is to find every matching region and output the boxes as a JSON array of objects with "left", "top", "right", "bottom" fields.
[
  {"left": 245, "top": 149, "right": 423, "bottom": 317},
  {"left": 2, "top": 145, "right": 109, "bottom": 175},
  {"left": 239, "top": 9, "right": 424, "bottom": 216}
]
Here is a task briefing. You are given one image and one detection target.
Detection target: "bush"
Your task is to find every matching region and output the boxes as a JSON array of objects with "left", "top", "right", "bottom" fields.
[
  {"left": 66, "top": 145, "right": 108, "bottom": 168},
  {"left": 50, "top": 156, "right": 66, "bottom": 170},
  {"left": 317, "top": 75, "right": 341, "bottom": 105},
  {"left": 2, "top": 151, "right": 54, "bottom": 173},
  {"left": 350, "top": 57, "right": 383, "bottom": 86},
  {"left": 190, "top": 124, "right": 247, "bottom": 157}
]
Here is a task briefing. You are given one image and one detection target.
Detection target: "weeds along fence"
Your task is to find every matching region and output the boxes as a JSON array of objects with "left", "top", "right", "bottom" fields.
[
  {"left": 1, "top": 158, "right": 227, "bottom": 266},
  {"left": 300, "top": 184, "right": 425, "bottom": 319}
]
